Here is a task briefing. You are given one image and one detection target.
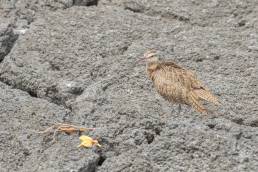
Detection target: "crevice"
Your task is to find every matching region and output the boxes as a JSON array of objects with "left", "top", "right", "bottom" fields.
[
  {"left": 0, "top": 79, "right": 73, "bottom": 114},
  {"left": 49, "top": 62, "right": 61, "bottom": 71},
  {"left": 123, "top": 1, "right": 188, "bottom": 24},
  {"left": 214, "top": 55, "right": 220, "bottom": 60},
  {"left": 0, "top": 25, "right": 19, "bottom": 62},
  {"left": 125, "top": 6, "right": 143, "bottom": 13},
  {"left": 207, "top": 123, "right": 215, "bottom": 129},
  {"left": 124, "top": 2, "right": 144, "bottom": 13},
  {"left": 195, "top": 58, "right": 204, "bottom": 62},
  {"left": 78, "top": 159, "right": 99, "bottom": 172},
  {"left": 231, "top": 118, "right": 244, "bottom": 125},
  {"left": 238, "top": 20, "right": 246, "bottom": 27},
  {"left": 102, "top": 83, "right": 112, "bottom": 91},
  {"left": 154, "top": 127, "right": 161, "bottom": 135},
  {"left": 0, "top": 75, "right": 83, "bottom": 115},
  {"left": 122, "top": 3, "right": 190, "bottom": 25},
  {"left": 117, "top": 3, "right": 218, "bottom": 27},
  {"left": 73, "top": 0, "right": 99, "bottom": 6},
  {"left": 97, "top": 154, "right": 106, "bottom": 166},
  {"left": 119, "top": 45, "right": 129, "bottom": 55},
  {"left": 144, "top": 132, "right": 155, "bottom": 144},
  {"left": 27, "top": 90, "right": 38, "bottom": 98},
  {"left": 235, "top": 131, "right": 243, "bottom": 140},
  {"left": 229, "top": 117, "right": 258, "bottom": 129},
  {"left": 160, "top": 12, "right": 190, "bottom": 23},
  {"left": 69, "top": 86, "right": 84, "bottom": 96},
  {"left": 87, "top": 0, "right": 99, "bottom": 6},
  {"left": 246, "top": 120, "right": 258, "bottom": 128}
]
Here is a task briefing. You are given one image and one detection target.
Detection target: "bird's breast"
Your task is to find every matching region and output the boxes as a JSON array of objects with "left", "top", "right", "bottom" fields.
[{"left": 151, "top": 71, "right": 188, "bottom": 104}]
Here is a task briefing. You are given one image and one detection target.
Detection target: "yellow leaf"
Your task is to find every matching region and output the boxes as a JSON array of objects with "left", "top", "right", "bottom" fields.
[{"left": 78, "top": 135, "right": 101, "bottom": 148}]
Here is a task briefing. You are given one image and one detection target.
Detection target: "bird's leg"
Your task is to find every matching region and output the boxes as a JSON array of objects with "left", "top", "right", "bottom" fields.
[{"left": 170, "top": 104, "right": 182, "bottom": 116}]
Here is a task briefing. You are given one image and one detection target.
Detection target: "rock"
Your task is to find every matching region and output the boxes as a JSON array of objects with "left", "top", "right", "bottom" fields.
[
  {"left": 0, "top": 18, "right": 17, "bottom": 61},
  {"left": 0, "top": 82, "right": 99, "bottom": 172},
  {"left": 0, "top": 6, "right": 257, "bottom": 122},
  {"left": 99, "top": 118, "right": 258, "bottom": 171},
  {"left": 0, "top": 6, "right": 179, "bottom": 106},
  {"left": 0, "top": 1, "right": 258, "bottom": 171},
  {"left": 100, "top": 0, "right": 258, "bottom": 27},
  {"left": 0, "top": 0, "right": 77, "bottom": 35},
  {"left": 98, "top": 151, "right": 157, "bottom": 172}
]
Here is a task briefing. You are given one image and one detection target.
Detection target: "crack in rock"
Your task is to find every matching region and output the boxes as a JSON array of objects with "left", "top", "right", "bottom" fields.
[
  {"left": 0, "top": 22, "right": 18, "bottom": 62},
  {"left": 73, "top": 0, "right": 99, "bottom": 6}
]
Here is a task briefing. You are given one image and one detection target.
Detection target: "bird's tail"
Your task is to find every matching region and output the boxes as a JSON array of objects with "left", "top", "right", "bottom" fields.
[
  {"left": 193, "top": 89, "right": 220, "bottom": 105},
  {"left": 188, "top": 92, "right": 207, "bottom": 113}
]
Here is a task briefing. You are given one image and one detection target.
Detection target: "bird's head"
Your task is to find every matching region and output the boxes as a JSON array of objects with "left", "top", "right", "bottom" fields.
[{"left": 138, "top": 50, "right": 159, "bottom": 63}]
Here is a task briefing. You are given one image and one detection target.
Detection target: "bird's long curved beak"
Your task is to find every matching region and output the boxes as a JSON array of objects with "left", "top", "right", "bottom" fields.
[{"left": 136, "top": 57, "right": 146, "bottom": 64}]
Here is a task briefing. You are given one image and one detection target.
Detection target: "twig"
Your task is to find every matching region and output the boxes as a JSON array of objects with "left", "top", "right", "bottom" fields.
[{"left": 36, "top": 123, "right": 95, "bottom": 142}]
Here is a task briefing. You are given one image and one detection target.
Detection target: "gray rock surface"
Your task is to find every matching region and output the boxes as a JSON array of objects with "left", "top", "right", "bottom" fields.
[
  {"left": 0, "top": 0, "right": 98, "bottom": 34},
  {"left": 0, "top": 0, "right": 258, "bottom": 172},
  {"left": 0, "top": 82, "right": 99, "bottom": 172},
  {"left": 0, "top": 18, "right": 17, "bottom": 61},
  {"left": 100, "top": 0, "right": 258, "bottom": 27}
]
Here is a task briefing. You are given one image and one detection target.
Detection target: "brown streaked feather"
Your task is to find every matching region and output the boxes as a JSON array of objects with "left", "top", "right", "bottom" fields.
[
  {"left": 146, "top": 58, "right": 219, "bottom": 114},
  {"left": 159, "top": 61, "right": 194, "bottom": 89},
  {"left": 188, "top": 91, "right": 207, "bottom": 113},
  {"left": 193, "top": 89, "right": 220, "bottom": 105},
  {"left": 149, "top": 63, "right": 190, "bottom": 104},
  {"left": 161, "top": 62, "right": 220, "bottom": 105},
  {"left": 160, "top": 61, "right": 183, "bottom": 69},
  {"left": 187, "top": 71, "right": 220, "bottom": 105}
]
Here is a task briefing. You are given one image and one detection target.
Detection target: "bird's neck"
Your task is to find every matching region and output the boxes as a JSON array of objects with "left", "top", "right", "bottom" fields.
[{"left": 147, "top": 62, "right": 160, "bottom": 80}]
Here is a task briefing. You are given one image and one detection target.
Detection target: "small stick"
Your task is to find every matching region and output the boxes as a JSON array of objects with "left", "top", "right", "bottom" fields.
[{"left": 36, "top": 123, "right": 95, "bottom": 142}]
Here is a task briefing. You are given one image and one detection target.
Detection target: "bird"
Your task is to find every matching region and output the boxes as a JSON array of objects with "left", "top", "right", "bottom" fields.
[{"left": 138, "top": 50, "right": 220, "bottom": 114}]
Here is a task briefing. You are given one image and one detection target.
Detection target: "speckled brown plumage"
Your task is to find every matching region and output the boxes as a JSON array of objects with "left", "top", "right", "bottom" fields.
[{"left": 141, "top": 50, "right": 219, "bottom": 113}]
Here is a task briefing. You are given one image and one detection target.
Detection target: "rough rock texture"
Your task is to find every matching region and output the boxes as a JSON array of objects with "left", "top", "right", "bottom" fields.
[
  {"left": 0, "top": 0, "right": 258, "bottom": 172},
  {"left": 100, "top": 0, "right": 258, "bottom": 27},
  {"left": 0, "top": 82, "right": 100, "bottom": 172},
  {"left": 0, "top": 0, "right": 98, "bottom": 34},
  {"left": 0, "top": 18, "right": 17, "bottom": 61}
]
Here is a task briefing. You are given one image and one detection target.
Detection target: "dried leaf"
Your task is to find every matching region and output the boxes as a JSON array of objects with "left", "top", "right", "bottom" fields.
[{"left": 78, "top": 135, "right": 101, "bottom": 148}]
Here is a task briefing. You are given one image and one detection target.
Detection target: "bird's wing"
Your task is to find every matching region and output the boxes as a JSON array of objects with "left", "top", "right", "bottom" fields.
[
  {"left": 153, "top": 62, "right": 189, "bottom": 102},
  {"left": 153, "top": 68, "right": 186, "bottom": 104},
  {"left": 160, "top": 61, "right": 183, "bottom": 69},
  {"left": 186, "top": 70, "right": 220, "bottom": 105},
  {"left": 160, "top": 62, "right": 220, "bottom": 105},
  {"left": 159, "top": 61, "right": 192, "bottom": 88},
  {"left": 152, "top": 62, "right": 209, "bottom": 113}
]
